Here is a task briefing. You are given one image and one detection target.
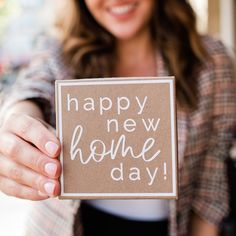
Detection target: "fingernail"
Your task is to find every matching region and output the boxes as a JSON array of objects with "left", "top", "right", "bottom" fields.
[
  {"left": 44, "top": 163, "right": 57, "bottom": 177},
  {"left": 45, "top": 141, "right": 59, "bottom": 156},
  {"left": 44, "top": 182, "right": 55, "bottom": 196}
]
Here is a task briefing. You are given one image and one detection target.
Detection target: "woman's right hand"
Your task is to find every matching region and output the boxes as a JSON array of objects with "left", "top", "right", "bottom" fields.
[{"left": 0, "top": 113, "right": 61, "bottom": 200}]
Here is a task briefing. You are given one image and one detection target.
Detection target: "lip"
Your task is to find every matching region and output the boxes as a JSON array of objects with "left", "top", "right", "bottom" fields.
[{"left": 107, "top": 2, "right": 138, "bottom": 20}]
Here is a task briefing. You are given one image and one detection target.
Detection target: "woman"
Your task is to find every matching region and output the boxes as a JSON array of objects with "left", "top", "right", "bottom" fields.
[{"left": 0, "top": 0, "right": 235, "bottom": 235}]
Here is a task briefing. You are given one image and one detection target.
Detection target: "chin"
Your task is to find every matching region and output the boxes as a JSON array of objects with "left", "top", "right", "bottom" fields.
[{"left": 111, "top": 31, "right": 139, "bottom": 41}]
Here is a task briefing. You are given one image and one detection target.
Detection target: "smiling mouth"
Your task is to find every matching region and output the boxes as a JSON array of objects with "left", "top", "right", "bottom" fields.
[{"left": 109, "top": 2, "right": 137, "bottom": 15}]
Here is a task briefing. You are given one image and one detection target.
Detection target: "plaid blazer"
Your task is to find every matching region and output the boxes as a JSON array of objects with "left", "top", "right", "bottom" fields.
[{"left": 0, "top": 36, "right": 236, "bottom": 236}]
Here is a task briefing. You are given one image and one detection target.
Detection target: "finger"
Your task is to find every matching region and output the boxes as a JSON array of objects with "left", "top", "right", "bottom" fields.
[
  {"left": 0, "top": 175, "right": 49, "bottom": 201},
  {"left": 5, "top": 113, "right": 60, "bottom": 158},
  {"left": 0, "top": 155, "right": 60, "bottom": 197},
  {"left": 0, "top": 132, "right": 61, "bottom": 179},
  {"left": 35, "top": 117, "right": 56, "bottom": 134}
]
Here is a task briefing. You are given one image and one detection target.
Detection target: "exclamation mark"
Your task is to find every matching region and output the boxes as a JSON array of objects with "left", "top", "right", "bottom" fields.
[{"left": 164, "top": 162, "right": 167, "bottom": 180}]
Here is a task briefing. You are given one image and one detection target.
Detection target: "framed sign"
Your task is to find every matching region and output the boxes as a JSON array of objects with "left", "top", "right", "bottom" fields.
[{"left": 56, "top": 77, "right": 178, "bottom": 199}]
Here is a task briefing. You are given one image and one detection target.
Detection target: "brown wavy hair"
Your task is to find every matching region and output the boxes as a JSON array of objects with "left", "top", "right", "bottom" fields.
[{"left": 57, "top": 0, "right": 208, "bottom": 109}]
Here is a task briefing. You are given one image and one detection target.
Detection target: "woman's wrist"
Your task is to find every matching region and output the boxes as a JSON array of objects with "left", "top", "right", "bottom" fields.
[
  {"left": 2, "top": 100, "right": 44, "bottom": 123},
  {"left": 190, "top": 213, "right": 218, "bottom": 236}
]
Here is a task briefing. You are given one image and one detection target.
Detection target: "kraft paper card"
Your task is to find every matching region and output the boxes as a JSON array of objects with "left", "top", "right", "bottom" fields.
[{"left": 55, "top": 77, "right": 178, "bottom": 199}]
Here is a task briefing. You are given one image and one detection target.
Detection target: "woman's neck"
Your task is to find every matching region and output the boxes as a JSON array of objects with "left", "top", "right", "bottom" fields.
[{"left": 114, "top": 33, "right": 157, "bottom": 77}]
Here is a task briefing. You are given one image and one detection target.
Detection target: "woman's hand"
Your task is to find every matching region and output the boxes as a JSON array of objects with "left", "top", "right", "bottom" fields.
[{"left": 0, "top": 112, "right": 61, "bottom": 200}]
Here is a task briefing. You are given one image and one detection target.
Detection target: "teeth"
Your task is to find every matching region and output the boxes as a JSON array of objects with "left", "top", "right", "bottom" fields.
[{"left": 110, "top": 4, "right": 135, "bottom": 15}]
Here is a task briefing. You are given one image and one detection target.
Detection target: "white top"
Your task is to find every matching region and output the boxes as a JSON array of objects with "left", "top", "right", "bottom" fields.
[{"left": 86, "top": 199, "right": 169, "bottom": 221}]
